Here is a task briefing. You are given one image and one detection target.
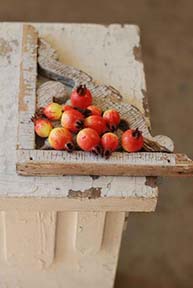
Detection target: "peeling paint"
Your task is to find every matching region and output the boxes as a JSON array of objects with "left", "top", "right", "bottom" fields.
[
  {"left": 0, "top": 38, "right": 13, "bottom": 57},
  {"left": 0, "top": 38, "right": 18, "bottom": 65},
  {"left": 68, "top": 188, "right": 102, "bottom": 199},
  {"left": 145, "top": 176, "right": 157, "bottom": 188},
  {"left": 141, "top": 88, "right": 151, "bottom": 128},
  {"left": 133, "top": 45, "right": 143, "bottom": 63},
  {"left": 90, "top": 175, "right": 100, "bottom": 180}
]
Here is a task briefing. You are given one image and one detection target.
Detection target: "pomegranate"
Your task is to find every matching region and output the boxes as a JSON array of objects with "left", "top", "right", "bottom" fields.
[
  {"left": 70, "top": 84, "right": 92, "bottom": 109},
  {"left": 62, "top": 104, "right": 73, "bottom": 112},
  {"left": 103, "top": 109, "right": 120, "bottom": 131},
  {"left": 84, "top": 115, "right": 107, "bottom": 135},
  {"left": 77, "top": 128, "right": 101, "bottom": 155},
  {"left": 44, "top": 103, "right": 63, "bottom": 120},
  {"left": 61, "top": 109, "right": 84, "bottom": 133},
  {"left": 101, "top": 132, "right": 119, "bottom": 158},
  {"left": 48, "top": 127, "right": 74, "bottom": 151},
  {"left": 86, "top": 105, "right": 102, "bottom": 116},
  {"left": 33, "top": 118, "right": 53, "bottom": 138},
  {"left": 122, "top": 128, "right": 144, "bottom": 152}
]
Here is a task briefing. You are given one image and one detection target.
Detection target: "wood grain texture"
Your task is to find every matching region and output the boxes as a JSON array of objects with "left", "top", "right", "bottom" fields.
[
  {"left": 16, "top": 150, "right": 193, "bottom": 177},
  {"left": 17, "top": 24, "right": 38, "bottom": 150},
  {"left": 37, "top": 80, "right": 68, "bottom": 107}
]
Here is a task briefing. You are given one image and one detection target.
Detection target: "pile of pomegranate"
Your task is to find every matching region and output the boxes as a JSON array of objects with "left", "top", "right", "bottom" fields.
[{"left": 33, "top": 84, "right": 144, "bottom": 158}]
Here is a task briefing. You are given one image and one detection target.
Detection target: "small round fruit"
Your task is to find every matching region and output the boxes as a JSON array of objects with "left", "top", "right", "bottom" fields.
[
  {"left": 103, "top": 109, "right": 120, "bottom": 131},
  {"left": 70, "top": 84, "right": 92, "bottom": 109},
  {"left": 87, "top": 105, "right": 102, "bottom": 116},
  {"left": 84, "top": 115, "right": 107, "bottom": 135},
  {"left": 101, "top": 132, "right": 119, "bottom": 158},
  {"left": 61, "top": 109, "right": 84, "bottom": 133},
  {"left": 77, "top": 128, "right": 101, "bottom": 155},
  {"left": 34, "top": 118, "right": 53, "bottom": 138},
  {"left": 44, "top": 103, "right": 63, "bottom": 120},
  {"left": 122, "top": 128, "right": 144, "bottom": 152},
  {"left": 62, "top": 104, "right": 73, "bottom": 112},
  {"left": 48, "top": 127, "right": 74, "bottom": 151}
]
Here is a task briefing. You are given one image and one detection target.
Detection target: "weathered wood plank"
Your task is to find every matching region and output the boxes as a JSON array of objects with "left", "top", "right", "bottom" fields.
[
  {"left": 16, "top": 150, "right": 193, "bottom": 177},
  {"left": 17, "top": 24, "right": 38, "bottom": 149},
  {"left": 37, "top": 80, "right": 68, "bottom": 107}
]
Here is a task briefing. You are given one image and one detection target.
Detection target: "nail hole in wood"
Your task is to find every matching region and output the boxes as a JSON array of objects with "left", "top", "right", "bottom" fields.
[{"left": 29, "top": 157, "right": 33, "bottom": 161}]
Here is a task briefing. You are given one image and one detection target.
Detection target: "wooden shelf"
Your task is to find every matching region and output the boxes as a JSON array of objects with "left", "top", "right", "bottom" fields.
[{"left": 16, "top": 24, "right": 193, "bottom": 177}]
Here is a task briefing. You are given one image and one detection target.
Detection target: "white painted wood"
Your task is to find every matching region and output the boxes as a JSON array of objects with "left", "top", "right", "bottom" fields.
[
  {"left": 154, "top": 135, "right": 175, "bottom": 152},
  {"left": 37, "top": 35, "right": 174, "bottom": 152},
  {"left": 0, "top": 23, "right": 158, "bottom": 288},
  {"left": 37, "top": 80, "right": 68, "bottom": 107},
  {"left": 17, "top": 150, "right": 176, "bottom": 166},
  {"left": 0, "top": 23, "right": 158, "bottom": 203},
  {"left": 16, "top": 26, "right": 176, "bottom": 179},
  {"left": 0, "top": 174, "right": 158, "bottom": 203},
  {"left": 17, "top": 25, "right": 38, "bottom": 150},
  {"left": 17, "top": 150, "right": 193, "bottom": 177},
  {"left": 76, "top": 212, "right": 106, "bottom": 255},
  {"left": 2, "top": 211, "right": 57, "bottom": 268},
  {"left": 36, "top": 24, "right": 146, "bottom": 114}
]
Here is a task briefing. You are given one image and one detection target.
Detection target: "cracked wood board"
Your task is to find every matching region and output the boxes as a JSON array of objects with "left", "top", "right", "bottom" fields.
[
  {"left": 17, "top": 151, "right": 193, "bottom": 177},
  {"left": 0, "top": 22, "right": 160, "bottom": 211},
  {"left": 16, "top": 24, "right": 193, "bottom": 177}
]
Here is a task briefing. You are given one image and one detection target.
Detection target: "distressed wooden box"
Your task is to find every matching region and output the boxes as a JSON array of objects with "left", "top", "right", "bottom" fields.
[{"left": 16, "top": 25, "right": 193, "bottom": 177}]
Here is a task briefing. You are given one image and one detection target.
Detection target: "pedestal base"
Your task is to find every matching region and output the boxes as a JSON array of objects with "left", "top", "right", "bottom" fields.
[{"left": 0, "top": 211, "right": 125, "bottom": 288}]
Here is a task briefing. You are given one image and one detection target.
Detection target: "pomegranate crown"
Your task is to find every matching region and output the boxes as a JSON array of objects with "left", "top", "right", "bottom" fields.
[
  {"left": 132, "top": 128, "right": 142, "bottom": 138},
  {"left": 31, "top": 108, "right": 45, "bottom": 123},
  {"left": 77, "top": 84, "right": 87, "bottom": 96}
]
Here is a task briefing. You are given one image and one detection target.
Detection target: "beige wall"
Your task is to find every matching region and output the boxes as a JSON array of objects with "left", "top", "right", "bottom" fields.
[{"left": 0, "top": 1, "right": 193, "bottom": 287}]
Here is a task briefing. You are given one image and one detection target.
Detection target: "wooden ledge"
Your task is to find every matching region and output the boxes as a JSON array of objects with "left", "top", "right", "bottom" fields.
[
  {"left": 17, "top": 150, "right": 193, "bottom": 177},
  {"left": 0, "top": 197, "right": 157, "bottom": 212}
]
